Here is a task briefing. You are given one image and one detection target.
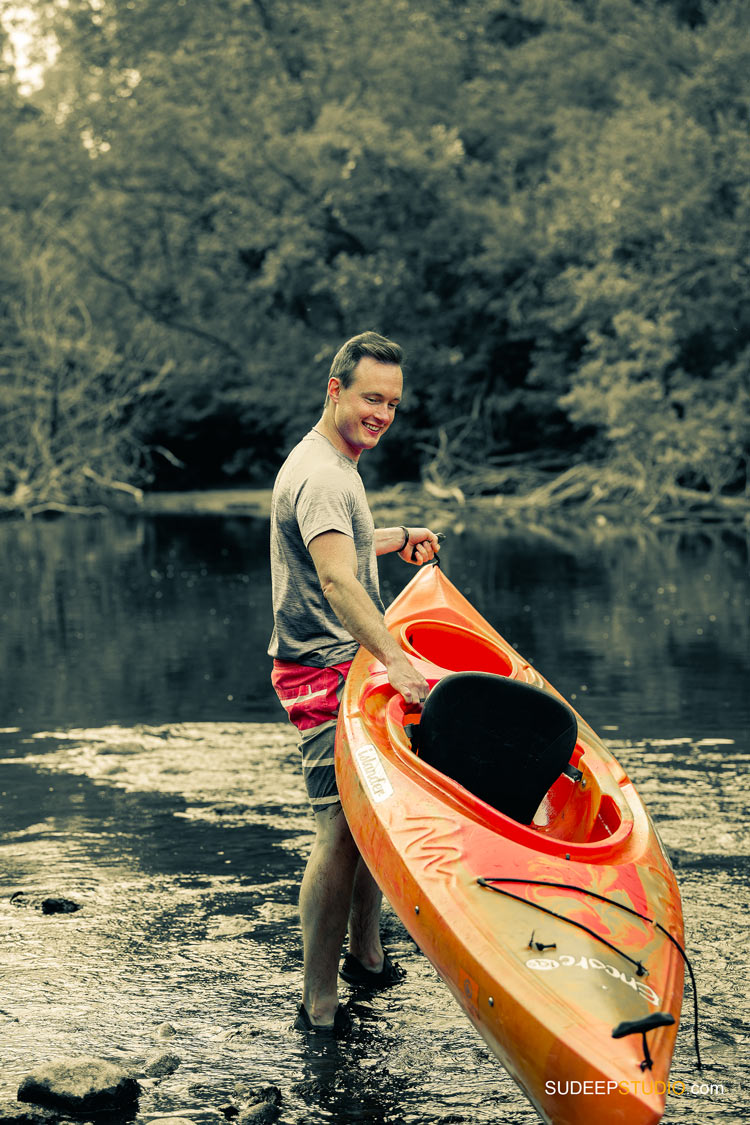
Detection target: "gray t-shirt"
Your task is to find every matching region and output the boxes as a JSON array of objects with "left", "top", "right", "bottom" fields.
[{"left": 268, "top": 429, "right": 384, "bottom": 666}]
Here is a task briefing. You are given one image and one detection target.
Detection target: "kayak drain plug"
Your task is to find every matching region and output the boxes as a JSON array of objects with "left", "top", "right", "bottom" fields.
[{"left": 612, "top": 1012, "right": 675, "bottom": 1072}]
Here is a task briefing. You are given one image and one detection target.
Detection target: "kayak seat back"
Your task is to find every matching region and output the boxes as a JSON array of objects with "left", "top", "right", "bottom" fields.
[{"left": 412, "top": 672, "right": 578, "bottom": 824}]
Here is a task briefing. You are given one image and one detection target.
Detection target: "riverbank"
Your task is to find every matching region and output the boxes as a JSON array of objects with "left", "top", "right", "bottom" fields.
[
  {"left": 137, "top": 478, "right": 748, "bottom": 531},
  {"left": 2, "top": 459, "right": 748, "bottom": 527},
  {"left": 141, "top": 488, "right": 274, "bottom": 518}
]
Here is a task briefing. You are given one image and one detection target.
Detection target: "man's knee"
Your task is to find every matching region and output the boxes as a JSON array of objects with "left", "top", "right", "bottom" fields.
[{"left": 314, "top": 802, "right": 356, "bottom": 850}]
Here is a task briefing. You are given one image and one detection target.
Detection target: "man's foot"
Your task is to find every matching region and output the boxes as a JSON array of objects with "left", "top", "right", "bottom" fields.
[
  {"left": 292, "top": 1002, "right": 353, "bottom": 1038},
  {"left": 339, "top": 951, "right": 405, "bottom": 990}
]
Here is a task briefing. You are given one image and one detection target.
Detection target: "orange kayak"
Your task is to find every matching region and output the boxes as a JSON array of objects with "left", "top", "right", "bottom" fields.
[{"left": 335, "top": 563, "right": 686, "bottom": 1125}]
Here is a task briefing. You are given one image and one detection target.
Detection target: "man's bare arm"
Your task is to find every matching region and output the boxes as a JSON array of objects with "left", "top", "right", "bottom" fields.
[
  {"left": 374, "top": 525, "right": 440, "bottom": 564},
  {"left": 308, "top": 530, "right": 429, "bottom": 705}
]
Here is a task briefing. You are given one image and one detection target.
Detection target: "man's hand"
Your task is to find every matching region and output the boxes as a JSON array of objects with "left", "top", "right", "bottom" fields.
[
  {"left": 386, "top": 650, "right": 430, "bottom": 707},
  {"left": 398, "top": 527, "right": 441, "bottom": 566}
]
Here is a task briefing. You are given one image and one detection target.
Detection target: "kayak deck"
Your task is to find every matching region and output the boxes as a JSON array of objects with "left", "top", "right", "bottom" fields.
[{"left": 336, "top": 564, "right": 686, "bottom": 1125}]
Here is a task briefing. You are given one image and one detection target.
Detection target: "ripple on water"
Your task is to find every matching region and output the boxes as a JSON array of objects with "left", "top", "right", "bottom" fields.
[{"left": 1, "top": 723, "right": 747, "bottom": 1123}]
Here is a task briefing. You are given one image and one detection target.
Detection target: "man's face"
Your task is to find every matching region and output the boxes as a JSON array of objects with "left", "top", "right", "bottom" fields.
[{"left": 328, "top": 356, "right": 403, "bottom": 460}]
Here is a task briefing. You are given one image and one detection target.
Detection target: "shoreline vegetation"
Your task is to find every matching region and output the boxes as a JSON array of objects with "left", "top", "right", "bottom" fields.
[
  {"left": 3, "top": 1, "right": 749, "bottom": 537},
  {"left": 2, "top": 460, "right": 746, "bottom": 529}
]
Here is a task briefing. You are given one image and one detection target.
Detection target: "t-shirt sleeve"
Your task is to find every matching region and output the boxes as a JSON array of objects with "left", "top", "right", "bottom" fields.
[{"left": 295, "top": 468, "right": 355, "bottom": 548}]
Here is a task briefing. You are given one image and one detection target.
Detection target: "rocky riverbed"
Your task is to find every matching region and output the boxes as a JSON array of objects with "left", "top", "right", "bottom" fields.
[{"left": 1, "top": 719, "right": 746, "bottom": 1124}]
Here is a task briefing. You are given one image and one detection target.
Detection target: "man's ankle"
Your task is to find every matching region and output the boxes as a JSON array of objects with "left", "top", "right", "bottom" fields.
[
  {"left": 302, "top": 995, "right": 340, "bottom": 1027},
  {"left": 347, "top": 947, "right": 384, "bottom": 972}
]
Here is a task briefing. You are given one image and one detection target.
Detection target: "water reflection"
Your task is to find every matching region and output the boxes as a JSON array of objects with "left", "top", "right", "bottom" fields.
[
  {"left": 1, "top": 515, "right": 277, "bottom": 729},
  {"left": 1, "top": 514, "right": 747, "bottom": 740},
  {"left": 435, "top": 523, "right": 749, "bottom": 744}
]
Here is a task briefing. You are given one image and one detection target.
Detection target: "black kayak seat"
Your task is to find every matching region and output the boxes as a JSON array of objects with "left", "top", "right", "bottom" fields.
[{"left": 409, "top": 671, "right": 578, "bottom": 824}]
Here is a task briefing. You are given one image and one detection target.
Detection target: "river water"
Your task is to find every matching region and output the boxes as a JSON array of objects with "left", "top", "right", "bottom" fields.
[{"left": 1, "top": 512, "right": 748, "bottom": 1124}]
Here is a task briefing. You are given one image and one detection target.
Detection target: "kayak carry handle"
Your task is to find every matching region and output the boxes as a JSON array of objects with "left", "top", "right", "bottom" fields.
[
  {"left": 612, "top": 1011, "right": 676, "bottom": 1038},
  {"left": 612, "top": 1011, "right": 675, "bottom": 1072},
  {"left": 410, "top": 530, "right": 445, "bottom": 564}
]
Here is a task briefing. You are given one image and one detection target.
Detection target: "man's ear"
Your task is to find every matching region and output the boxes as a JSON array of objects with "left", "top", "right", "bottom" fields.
[{"left": 327, "top": 376, "right": 342, "bottom": 403}]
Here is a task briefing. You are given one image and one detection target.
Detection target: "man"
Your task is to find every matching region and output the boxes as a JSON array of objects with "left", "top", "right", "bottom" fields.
[{"left": 269, "top": 330, "right": 440, "bottom": 1036}]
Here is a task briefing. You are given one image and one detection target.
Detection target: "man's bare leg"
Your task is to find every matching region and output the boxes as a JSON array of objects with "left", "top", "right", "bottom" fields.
[
  {"left": 299, "top": 802, "right": 359, "bottom": 1026},
  {"left": 347, "top": 857, "right": 385, "bottom": 971}
]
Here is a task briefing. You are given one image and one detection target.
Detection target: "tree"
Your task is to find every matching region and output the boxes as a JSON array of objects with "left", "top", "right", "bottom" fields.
[{"left": 2, "top": 0, "right": 748, "bottom": 515}]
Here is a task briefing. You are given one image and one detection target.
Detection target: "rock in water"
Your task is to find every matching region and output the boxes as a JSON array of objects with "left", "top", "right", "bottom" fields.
[
  {"left": 143, "top": 1052, "right": 181, "bottom": 1078},
  {"left": 237, "top": 1087, "right": 281, "bottom": 1125},
  {"left": 0, "top": 1099, "right": 60, "bottom": 1125},
  {"left": 40, "top": 899, "right": 81, "bottom": 915},
  {"left": 17, "top": 1058, "right": 139, "bottom": 1114},
  {"left": 144, "top": 1120, "right": 194, "bottom": 1125}
]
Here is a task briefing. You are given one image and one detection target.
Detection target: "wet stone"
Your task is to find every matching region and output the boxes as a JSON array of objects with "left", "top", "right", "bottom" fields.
[
  {"left": 9, "top": 893, "right": 81, "bottom": 915},
  {"left": 143, "top": 1052, "right": 181, "bottom": 1079},
  {"left": 40, "top": 899, "right": 81, "bottom": 916},
  {"left": 0, "top": 1099, "right": 61, "bottom": 1125},
  {"left": 17, "top": 1057, "right": 140, "bottom": 1115},
  {"left": 145, "top": 1119, "right": 194, "bottom": 1125},
  {"left": 236, "top": 1086, "right": 281, "bottom": 1125},
  {"left": 238, "top": 1107, "right": 278, "bottom": 1125}
]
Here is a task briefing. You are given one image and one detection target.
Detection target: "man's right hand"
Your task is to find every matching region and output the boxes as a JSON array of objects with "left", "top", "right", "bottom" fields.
[{"left": 386, "top": 651, "right": 430, "bottom": 707}]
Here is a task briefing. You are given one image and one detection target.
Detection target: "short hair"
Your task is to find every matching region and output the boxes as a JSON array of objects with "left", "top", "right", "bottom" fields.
[{"left": 328, "top": 331, "right": 403, "bottom": 389}]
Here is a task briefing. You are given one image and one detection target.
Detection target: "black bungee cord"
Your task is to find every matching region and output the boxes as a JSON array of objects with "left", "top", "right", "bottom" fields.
[{"left": 477, "top": 875, "right": 702, "bottom": 1071}]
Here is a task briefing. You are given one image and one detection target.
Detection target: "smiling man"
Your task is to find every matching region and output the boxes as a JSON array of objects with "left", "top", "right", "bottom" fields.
[{"left": 268, "top": 331, "right": 440, "bottom": 1035}]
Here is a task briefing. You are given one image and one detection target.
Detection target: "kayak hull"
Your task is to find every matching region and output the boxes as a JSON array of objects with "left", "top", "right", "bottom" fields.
[{"left": 335, "top": 564, "right": 685, "bottom": 1125}]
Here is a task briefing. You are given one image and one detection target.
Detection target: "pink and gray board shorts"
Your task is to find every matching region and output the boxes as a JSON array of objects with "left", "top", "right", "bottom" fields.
[{"left": 271, "top": 658, "right": 353, "bottom": 812}]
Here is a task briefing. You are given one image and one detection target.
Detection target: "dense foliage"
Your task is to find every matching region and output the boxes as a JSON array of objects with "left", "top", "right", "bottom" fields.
[{"left": 1, "top": 0, "right": 748, "bottom": 516}]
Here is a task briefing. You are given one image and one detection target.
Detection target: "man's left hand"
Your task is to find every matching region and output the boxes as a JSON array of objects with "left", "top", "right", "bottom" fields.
[{"left": 398, "top": 527, "right": 441, "bottom": 566}]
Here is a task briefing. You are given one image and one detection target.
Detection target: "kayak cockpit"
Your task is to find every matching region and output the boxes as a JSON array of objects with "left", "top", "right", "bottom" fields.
[
  {"left": 399, "top": 618, "right": 522, "bottom": 678},
  {"left": 365, "top": 673, "right": 634, "bottom": 857}
]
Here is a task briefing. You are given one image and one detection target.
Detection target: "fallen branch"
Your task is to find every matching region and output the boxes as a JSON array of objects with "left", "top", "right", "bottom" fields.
[
  {"left": 25, "top": 500, "right": 109, "bottom": 518},
  {"left": 81, "top": 466, "right": 144, "bottom": 503}
]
